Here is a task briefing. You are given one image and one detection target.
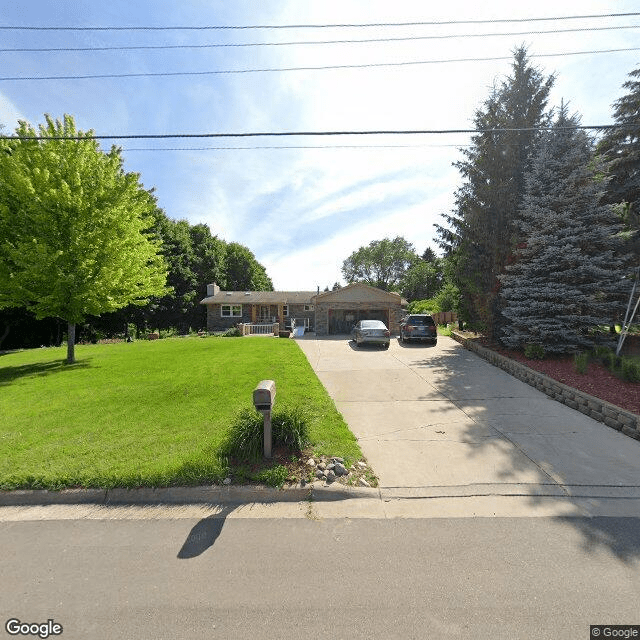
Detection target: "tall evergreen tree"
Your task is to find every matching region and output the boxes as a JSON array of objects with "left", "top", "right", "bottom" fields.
[
  {"left": 598, "top": 65, "right": 640, "bottom": 260},
  {"left": 499, "top": 108, "right": 629, "bottom": 353},
  {"left": 435, "top": 47, "right": 554, "bottom": 336}
]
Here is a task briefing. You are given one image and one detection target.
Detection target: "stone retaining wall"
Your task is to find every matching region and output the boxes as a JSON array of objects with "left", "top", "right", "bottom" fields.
[{"left": 450, "top": 331, "right": 640, "bottom": 442}]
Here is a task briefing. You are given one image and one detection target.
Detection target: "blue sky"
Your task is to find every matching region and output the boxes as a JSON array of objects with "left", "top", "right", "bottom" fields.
[{"left": 1, "top": 0, "right": 639, "bottom": 289}]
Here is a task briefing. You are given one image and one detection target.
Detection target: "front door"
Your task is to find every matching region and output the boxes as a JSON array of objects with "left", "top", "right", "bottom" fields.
[{"left": 258, "top": 305, "right": 270, "bottom": 322}]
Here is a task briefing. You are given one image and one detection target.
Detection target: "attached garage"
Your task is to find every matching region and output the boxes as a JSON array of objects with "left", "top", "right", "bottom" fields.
[{"left": 313, "top": 284, "right": 407, "bottom": 336}]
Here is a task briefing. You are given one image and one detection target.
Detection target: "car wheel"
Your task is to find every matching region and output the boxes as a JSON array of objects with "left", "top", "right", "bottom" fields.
[
  {"left": 383, "top": 343, "right": 390, "bottom": 350},
  {"left": 400, "top": 331, "right": 404, "bottom": 343}
]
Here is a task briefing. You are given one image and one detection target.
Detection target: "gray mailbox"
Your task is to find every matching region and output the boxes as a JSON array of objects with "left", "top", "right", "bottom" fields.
[
  {"left": 253, "top": 380, "right": 276, "bottom": 458},
  {"left": 253, "top": 380, "right": 276, "bottom": 411}
]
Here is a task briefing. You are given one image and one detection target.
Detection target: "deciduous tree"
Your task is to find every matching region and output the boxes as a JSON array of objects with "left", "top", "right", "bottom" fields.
[
  {"left": 341, "top": 236, "right": 417, "bottom": 291},
  {"left": 0, "top": 115, "right": 169, "bottom": 363}
]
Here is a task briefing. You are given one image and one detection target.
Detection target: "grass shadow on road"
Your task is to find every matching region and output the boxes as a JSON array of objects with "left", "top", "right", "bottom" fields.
[{"left": 177, "top": 505, "right": 236, "bottom": 559}]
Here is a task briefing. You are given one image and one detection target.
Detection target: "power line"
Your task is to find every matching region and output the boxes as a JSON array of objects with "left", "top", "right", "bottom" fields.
[
  {"left": 1, "top": 46, "right": 638, "bottom": 81},
  {"left": 1, "top": 12, "right": 639, "bottom": 30},
  {"left": 122, "top": 144, "right": 473, "bottom": 151},
  {"left": 2, "top": 24, "right": 639, "bottom": 52},
  {"left": 0, "top": 124, "right": 634, "bottom": 142}
]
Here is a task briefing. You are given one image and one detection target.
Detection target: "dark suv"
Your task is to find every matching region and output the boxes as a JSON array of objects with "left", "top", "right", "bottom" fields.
[{"left": 399, "top": 314, "right": 437, "bottom": 344}]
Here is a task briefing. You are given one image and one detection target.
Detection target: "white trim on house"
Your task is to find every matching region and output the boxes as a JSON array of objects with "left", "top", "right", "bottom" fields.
[{"left": 221, "top": 304, "right": 242, "bottom": 317}]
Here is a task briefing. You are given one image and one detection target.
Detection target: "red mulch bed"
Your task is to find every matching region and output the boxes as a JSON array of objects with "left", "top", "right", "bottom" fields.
[{"left": 470, "top": 336, "right": 640, "bottom": 416}]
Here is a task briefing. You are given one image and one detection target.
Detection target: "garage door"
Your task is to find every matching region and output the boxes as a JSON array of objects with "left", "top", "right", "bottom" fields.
[{"left": 328, "top": 309, "right": 389, "bottom": 334}]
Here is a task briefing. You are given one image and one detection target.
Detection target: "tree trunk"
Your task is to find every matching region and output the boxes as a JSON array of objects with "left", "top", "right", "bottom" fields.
[
  {"left": 0, "top": 324, "right": 10, "bottom": 350},
  {"left": 66, "top": 321, "right": 76, "bottom": 364}
]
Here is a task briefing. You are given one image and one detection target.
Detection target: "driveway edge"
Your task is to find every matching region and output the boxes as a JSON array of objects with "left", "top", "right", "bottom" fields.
[{"left": 451, "top": 331, "right": 640, "bottom": 441}]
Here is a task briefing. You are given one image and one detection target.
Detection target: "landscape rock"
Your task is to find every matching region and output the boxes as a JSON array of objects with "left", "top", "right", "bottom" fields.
[
  {"left": 357, "top": 461, "right": 367, "bottom": 469},
  {"left": 334, "top": 462, "right": 347, "bottom": 476},
  {"left": 325, "top": 470, "right": 336, "bottom": 482},
  {"left": 358, "top": 478, "right": 370, "bottom": 487},
  {"left": 332, "top": 457, "right": 344, "bottom": 464},
  {"left": 326, "top": 463, "right": 335, "bottom": 471},
  {"left": 306, "top": 458, "right": 316, "bottom": 467},
  {"left": 317, "top": 462, "right": 327, "bottom": 471},
  {"left": 315, "top": 470, "right": 325, "bottom": 479},
  {"left": 223, "top": 478, "right": 231, "bottom": 485}
]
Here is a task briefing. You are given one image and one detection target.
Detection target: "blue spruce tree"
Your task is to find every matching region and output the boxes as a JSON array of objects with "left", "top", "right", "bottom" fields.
[{"left": 499, "top": 106, "right": 629, "bottom": 353}]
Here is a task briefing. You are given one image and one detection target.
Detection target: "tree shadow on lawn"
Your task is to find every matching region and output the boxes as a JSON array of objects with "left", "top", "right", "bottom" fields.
[
  {"left": 411, "top": 345, "right": 640, "bottom": 565},
  {"left": 0, "top": 359, "right": 91, "bottom": 386}
]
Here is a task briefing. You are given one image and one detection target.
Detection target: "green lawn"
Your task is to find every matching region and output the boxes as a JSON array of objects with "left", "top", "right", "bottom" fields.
[{"left": 0, "top": 337, "right": 362, "bottom": 489}]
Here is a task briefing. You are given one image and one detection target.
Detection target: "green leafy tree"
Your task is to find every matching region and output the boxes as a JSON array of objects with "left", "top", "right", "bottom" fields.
[
  {"left": 224, "top": 242, "right": 273, "bottom": 291},
  {"left": 499, "top": 108, "right": 629, "bottom": 353},
  {"left": 341, "top": 236, "right": 417, "bottom": 291},
  {"left": 400, "top": 259, "right": 442, "bottom": 302},
  {"left": 0, "top": 115, "right": 169, "bottom": 363},
  {"left": 435, "top": 46, "right": 555, "bottom": 336}
]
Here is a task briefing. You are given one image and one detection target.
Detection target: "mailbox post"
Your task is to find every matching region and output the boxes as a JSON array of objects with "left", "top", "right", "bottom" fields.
[{"left": 253, "top": 380, "right": 276, "bottom": 458}]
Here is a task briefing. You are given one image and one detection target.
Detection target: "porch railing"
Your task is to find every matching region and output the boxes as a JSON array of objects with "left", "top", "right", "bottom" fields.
[{"left": 239, "top": 322, "right": 279, "bottom": 336}]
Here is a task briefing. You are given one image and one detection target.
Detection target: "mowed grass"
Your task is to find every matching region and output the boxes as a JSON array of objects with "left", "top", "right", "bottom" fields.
[{"left": 0, "top": 337, "right": 362, "bottom": 489}]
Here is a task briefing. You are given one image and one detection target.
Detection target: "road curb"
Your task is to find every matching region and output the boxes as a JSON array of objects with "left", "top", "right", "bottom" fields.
[{"left": 0, "top": 483, "right": 379, "bottom": 507}]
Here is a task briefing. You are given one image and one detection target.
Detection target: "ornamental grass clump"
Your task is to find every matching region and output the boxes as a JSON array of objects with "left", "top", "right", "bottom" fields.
[
  {"left": 223, "top": 405, "right": 310, "bottom": 462},
  {"left": 573, "top": 351, "right": 589, "bottom": 375}
]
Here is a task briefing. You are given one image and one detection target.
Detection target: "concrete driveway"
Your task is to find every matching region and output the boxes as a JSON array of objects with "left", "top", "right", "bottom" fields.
[{"left": 297, "top": 335, "right": 640, "bottom": 516}]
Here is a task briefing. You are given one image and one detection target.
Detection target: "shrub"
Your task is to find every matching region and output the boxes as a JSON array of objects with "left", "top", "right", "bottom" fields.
[
  {"left": 524, "top": 343, "right": 545, "bottom": 360},
  {"left": 592, "top": 345, "right": 612, "bottom": 362},
  {"left": 271, "top": 405, "right": 310, "bottom": 451},
  {"left": 573, "top": 351, "right": 589, "bottom": 374},
  {"left": 223, "top": 407, "right": 264, "bottom": 461},
  {"left": 437, "top": 324, "right": 452, "bottom": 337},
  {"left": 621, "top": 358, "right": 640, "bottom": 382},
  {"left": 157, "top": 328, "right": 178, "bottom": 339},
  {"left": 221, "top": 327, "right": 242, "bottom": 337},
  {"left": 223, "top": 405, "right": 310, "bottom": 461},
  {"left": 407, "top": 298, "right": 439, "bottom": 314}
]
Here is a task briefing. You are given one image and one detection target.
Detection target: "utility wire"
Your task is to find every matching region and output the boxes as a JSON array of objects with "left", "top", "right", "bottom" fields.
[
  {"left": 1, "top": 12, "right": 639, "bottom": 30},
  {"left": 2, "top": 24, "right": 639, "bottom": 52},
  {"left": 1, "top": 124, "right": 636, "bottom": 142},
  {"left": 1, "top": 47, "right": 638, "bottom": 81},
  {"left": 122, "top": 144, "right": 473, "bottom": 151}
]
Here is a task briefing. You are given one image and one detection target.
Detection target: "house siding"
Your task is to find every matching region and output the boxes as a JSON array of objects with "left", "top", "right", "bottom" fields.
[
  {"left": 285, "top": 304, "right": 315, "bottom": 330},
  {"left": 206, "top": 304, "right": 252, "bottom": 331}
]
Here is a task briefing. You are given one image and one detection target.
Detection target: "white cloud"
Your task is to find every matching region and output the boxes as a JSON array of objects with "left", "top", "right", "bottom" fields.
[{"left": 0, "top": 93, "right": 25, "bottom": 130}]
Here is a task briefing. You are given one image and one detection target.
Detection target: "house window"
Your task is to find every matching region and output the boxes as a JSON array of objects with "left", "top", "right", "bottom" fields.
[
  {"left": 282, "top": 305, "right": 289, "bottom": 317},
  {"left": 304, "top": 304, "right": 314, "bottom": 311},
  {"left": 221, "top": 304, "right": 242, "bottom": 317}
]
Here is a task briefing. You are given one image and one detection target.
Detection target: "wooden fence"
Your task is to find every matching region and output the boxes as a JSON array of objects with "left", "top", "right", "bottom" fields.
[{"left": 430, "top": 311, "right": 458, "bottom": 326}]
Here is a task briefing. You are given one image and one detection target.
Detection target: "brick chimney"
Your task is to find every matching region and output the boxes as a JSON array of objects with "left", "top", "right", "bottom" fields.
[{"left": 207, "top": 282, "right": 221, "bottom": 296}]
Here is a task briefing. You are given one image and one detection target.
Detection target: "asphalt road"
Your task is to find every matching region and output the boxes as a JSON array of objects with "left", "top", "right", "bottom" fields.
[{"left": 1, "top": 507, "right": 639, "bottom": 640}]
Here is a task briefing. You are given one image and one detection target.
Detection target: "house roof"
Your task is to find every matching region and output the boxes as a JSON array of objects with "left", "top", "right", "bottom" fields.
[
  {"left": 201, "top": 282, "right": 408, "bottom": 306},
  {"left": 201, "top": 291, "right": 316, "bottom": 305},
  {"left": 313, "top": 282, "right": 408, "bottom": 306}
]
